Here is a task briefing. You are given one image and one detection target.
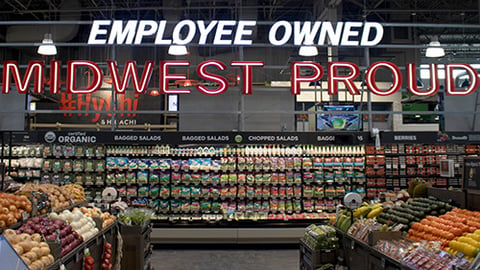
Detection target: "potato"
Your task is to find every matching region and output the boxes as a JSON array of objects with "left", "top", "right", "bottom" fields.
[
  {"left": 21, "top": 256, "right": 31, "bottom": 266},
  {"left": 18, "top": 241, "right": 32, "bottom": 252},
  {"left": 30, "top": 247, "right": 41, "bottom": 258},
  {"left": 40, "top": 247, "right": 50, "bottom": 257},
  {"left": 23, "top": 251, "right": 37, "bottom": 262},
  {"left": 13, "top": 244, "right": 24, "bottom": 255},
  {"left": 31, "top": 234, "right": 42, "bottom": 242},
  {"left": 40, "top": 255, "right": 52, "bottom": 267}
]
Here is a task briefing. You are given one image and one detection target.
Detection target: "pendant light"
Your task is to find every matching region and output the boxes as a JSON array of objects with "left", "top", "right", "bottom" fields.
[
  {"left": 425, "top": 36, "right": 445, "bottom": 58},
  {"left": 168, "top": 45, "right": 188, "bottom": 56},
  {"left": 299, "top": 45, "right": 318, "bottom": 57},
  {"left": 37, "top": 33, "right": 57, "bottom": 56}
]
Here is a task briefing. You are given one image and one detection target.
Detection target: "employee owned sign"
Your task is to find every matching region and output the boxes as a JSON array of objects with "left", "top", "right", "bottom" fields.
[{"left": 1, "top": 20, "right": 479, "bottom": 97}]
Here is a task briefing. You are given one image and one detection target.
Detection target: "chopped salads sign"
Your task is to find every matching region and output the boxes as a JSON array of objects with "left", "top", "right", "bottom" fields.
[{"left": 1, "top": 60, "right": 478, "bottom": 97}]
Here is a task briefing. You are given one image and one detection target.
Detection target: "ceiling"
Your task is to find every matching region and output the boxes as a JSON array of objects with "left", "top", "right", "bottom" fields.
[{"left": 1, "top": 0, "right": 480, "bottom": 63}]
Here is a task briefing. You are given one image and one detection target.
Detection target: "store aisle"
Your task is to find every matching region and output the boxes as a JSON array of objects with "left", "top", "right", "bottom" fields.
[{"left": 151, "top": 248, "right": 299, "bottom": 270}]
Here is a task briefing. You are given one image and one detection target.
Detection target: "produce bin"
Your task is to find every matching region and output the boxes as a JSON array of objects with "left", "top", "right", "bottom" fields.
[{"left": 300, "top": 238, "right": 336, "bottom": 270}]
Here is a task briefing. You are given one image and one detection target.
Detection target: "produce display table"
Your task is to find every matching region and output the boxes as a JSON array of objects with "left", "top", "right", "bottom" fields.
[
  {"left": 336, "top": 230, "right": 411, "bottom": 270},
  {"left": 299, "top": 238, "right": 336, "bottom": 270},
  {"left": 46, "top": 221, "right": 119, "bottom": 270},
  {"left": 120, "top": 223, "right": 152, "bottom": 270}
]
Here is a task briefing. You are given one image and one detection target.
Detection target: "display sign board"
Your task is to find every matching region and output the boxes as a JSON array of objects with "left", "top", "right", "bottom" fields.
[
  {"left": 463, "top": 157, "right": 480, "bottom": 190},
  {"left": 7, "top": 131, "right": 372, "bottom": 146},
  {"left": 440, "top": 159, "right": 455, "bottom": 178},
  {"left": 35, "top": 91, "right": 162, "bottom": 127}
]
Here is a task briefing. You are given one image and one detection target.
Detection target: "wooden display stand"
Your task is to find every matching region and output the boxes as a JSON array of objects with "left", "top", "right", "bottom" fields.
[{"left": 120, "top": 223, "right": 152, "bottom": 270}]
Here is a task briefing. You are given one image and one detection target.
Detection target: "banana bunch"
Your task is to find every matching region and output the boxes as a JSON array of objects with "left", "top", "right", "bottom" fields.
[{"left": 353, "top": 203, "right": 383, "bottom": 218}]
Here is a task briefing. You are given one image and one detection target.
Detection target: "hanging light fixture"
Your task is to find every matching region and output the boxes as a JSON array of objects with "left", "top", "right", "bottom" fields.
[
  {"left": 168, "top": 45, "right": 188, "bottom": 56},
  {"left": 299, "top": 45, "right": 318, "bottom": 57},
  {"left": 425, "top": 36, "right": 445, "bottom": 58},
  {"left": 37, "top": 33, "right": 57, "bottom": 56}
]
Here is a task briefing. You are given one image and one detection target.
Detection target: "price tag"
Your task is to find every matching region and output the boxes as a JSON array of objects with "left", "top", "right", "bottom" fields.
[
  {"left": 20, "top": 211, "right": 28, "bottom": 222},
  {"left": 456, "top": 252, "right": 465, "bottom": 259}
]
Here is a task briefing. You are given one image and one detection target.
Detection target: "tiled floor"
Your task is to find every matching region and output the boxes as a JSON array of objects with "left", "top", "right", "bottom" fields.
[{"left": 150, "top": 247, "right": 299, "bottom": 270}]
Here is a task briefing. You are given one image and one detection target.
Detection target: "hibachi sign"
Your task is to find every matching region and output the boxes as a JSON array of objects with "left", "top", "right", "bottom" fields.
[{"left": 0, "top": 20, "right": 479, "bottom": 97}]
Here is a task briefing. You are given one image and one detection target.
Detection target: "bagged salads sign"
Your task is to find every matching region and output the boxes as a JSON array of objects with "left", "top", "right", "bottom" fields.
[{"left": 0, "top": 20, "right": 478, "bottom": 97}]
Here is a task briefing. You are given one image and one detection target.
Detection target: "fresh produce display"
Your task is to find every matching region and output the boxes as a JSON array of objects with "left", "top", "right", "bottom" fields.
[
  {"left": 374, "top": 239, "right": 414, "bottom": 261},
  {"left": 3, "top": 228, "right": 55, "bottom": 270},
  {"left": 407, "top": 178, "right": 431, "bottom": 198},
  {"left": 347, "top": 218, "right": 402, "bottom": 243},
  {"left": 0, "top": 192, "right": 32, "bottom": 228},
  {"left": 14, "top": 190, "right": 51, "bottom": 215},
  {"left": 16, "top": 216, "right": 84, "bottom": 257},
  {"left": 119, "top": 208, "right": 154, "bottom": 226},
  {"left": 406, "top": 208, "right": 480, "bottom": 257},
  {"left": 335, "top": 210, "right": 353, "bottom": 232},
  {"left": 352, "top": 203, "right": 383, "bottom": 219},
  {"left": 62, "top": 184, "right": 86, "bottom": 203},
  {"left": 74, "top": 207, "right": 116, "bottom": 228},
  {"left": 302, "top": 224, "right": 337, "bottom": 250},
  {"left": 83, "top": 248, "right": 95, "bottom": 270},
  {"left": 49, "top": 209, "right": 99, "bottom": 241},
  {"left": 101, "top": 242, "right": 113, "bottom": 270},
  {"left": 377, "top": 196, "right": 455, "bottom": 231},
  {"left": 402, "top": 246, "right": 471, "bottom": 270},
  {"left": 16, "top": 183, "right": 77, "bottom": 210}
]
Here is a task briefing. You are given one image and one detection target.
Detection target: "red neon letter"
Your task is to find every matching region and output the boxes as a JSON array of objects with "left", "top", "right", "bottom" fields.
[
  {"left": 196, "top": 60, "right": 229, "bottom": 95},
  {"left": 290, "top": 62, "right": 323, "bottom": 95},
  {"left": 159, "top": 61, "right": 190, "bottom": 94},
  {"left": 445, "top": 63, "right": 479, "bottom": 96},
  {"left": 49, "top": 60, "right": 61, "bottom": 94},
  {"left": 365, "top": 61, "right": 402, "bottom": 96},
  {"left": 2, "top": 61, "right": 44, "bottom": 94},
  {"left": 67, "top": 61, "right": 102, "bottom": 94},
  {"left": 328, "top": 62, "right": 360, "bottom": 95},
  {"left": 407, "top": 63, "right": 439, "bottom": 96},
  {"left": 230, "top": 61, "right": 264, "bottom": 94},
  {"left": 107, "top": 61, "right": 154, "bottom": 94}
]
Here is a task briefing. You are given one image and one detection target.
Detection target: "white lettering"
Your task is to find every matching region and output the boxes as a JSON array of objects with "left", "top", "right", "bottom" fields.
[
  {"left": 108, "top": 20, "right": 137, "bottom": 44},
  {"left": 134, "top": 20, "right": 158, "bottom": 44},
  {"left": 154, "top": 20, "right": 172, "bottom": 45},
  {"left": 317, "top": 135, "right": 335, "bottom": 141},
  {"left": 318, "top": 22, "right": 343, "bottom": 46},
  {"left": 268, "top": 21, "right": 292, "bottom": 46},
  {"left": 361, "top": 22, "right": 384, "bottom": 46},
  {"left": 197, "top": 20, "right": 218, "bottom": 44},
  {"left": 88, "top": 20, "right": 111, "bottom": 44},
  {"left": 214, "top": 20, "right": 236, "bottom": 45},
  {"left": 293, "top": 21, "right": 321, "bottom": 45},
  {"left": 341, "top": 22, "right": 362, "bottom": 46},
  {"left": 172, "top": 20, "right": 196, "bottom": 45},
  {"left": 234, "top": 20, "right": 256, "bottom": 45}
]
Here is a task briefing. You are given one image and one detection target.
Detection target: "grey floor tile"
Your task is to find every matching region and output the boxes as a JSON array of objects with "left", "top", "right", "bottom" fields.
[{"left": 151, "top": 249, "right": 299, "bottom": 270}]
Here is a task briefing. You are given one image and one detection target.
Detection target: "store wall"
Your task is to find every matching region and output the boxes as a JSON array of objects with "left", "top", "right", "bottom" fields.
[
  {"left": 179, "top": 87, "right": 294, "bottom": 131},
  {"left": 0, "top": 92, "right": 25, "bottom": 130},
  {"left": 444, "top": 95, "right": 480, "bottom": 131}
]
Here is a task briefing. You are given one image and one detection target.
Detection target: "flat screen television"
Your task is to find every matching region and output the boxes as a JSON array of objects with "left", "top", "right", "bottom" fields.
[{"left": 317, "top": 105, "right": 361, "bottom": 131}]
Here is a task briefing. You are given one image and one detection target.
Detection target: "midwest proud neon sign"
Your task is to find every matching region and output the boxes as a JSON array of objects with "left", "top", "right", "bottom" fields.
[{"left": 1, "top": 60, "right": 479, "bottom": 96}]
